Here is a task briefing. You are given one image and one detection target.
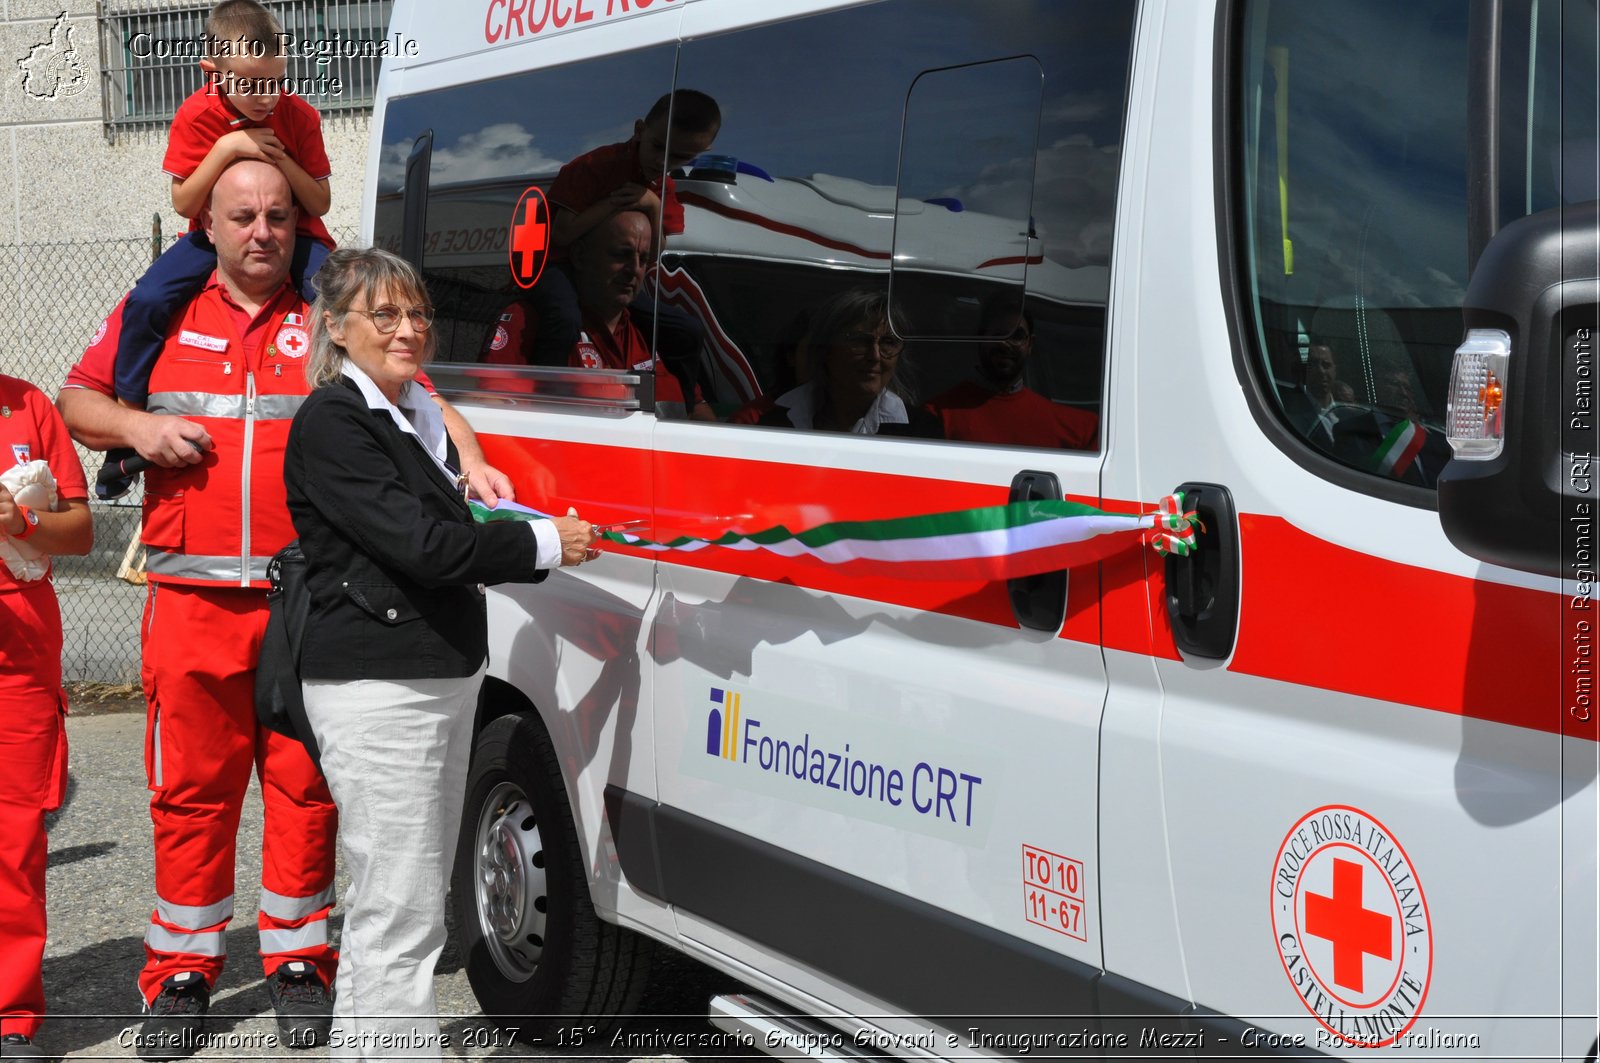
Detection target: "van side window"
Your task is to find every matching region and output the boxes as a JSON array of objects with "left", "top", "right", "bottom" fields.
[
  {"left": 666, "top": 0, "right": 1134, "bottom": 448},
  {"left": 372, "top": 46, "right": 679, "bottom": 373},
  {"left": 1240, "top": 0, "right": 1598, "bottom": 490},
  {"left": 1237, "top": 2, "right": 1471, "bottom": 489}
]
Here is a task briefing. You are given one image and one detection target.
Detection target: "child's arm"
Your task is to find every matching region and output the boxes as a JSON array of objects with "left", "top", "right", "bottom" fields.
[
  {"left": 171, "top": 128, "right": 288, "bottom": 218},
  {"left": 553, "top": 184, "right": 662, "bottom": 249},
  {"left": 273, "top": 151, "right": 331, "bottom": 218}
]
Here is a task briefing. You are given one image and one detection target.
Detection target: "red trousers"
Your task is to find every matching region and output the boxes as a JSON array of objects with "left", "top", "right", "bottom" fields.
[
  {"left": 139, "top": 583, "right": 338, "bottom": 1002},
  {"left": 0, "top": 581, "right": 68, "bottom": 1040}
]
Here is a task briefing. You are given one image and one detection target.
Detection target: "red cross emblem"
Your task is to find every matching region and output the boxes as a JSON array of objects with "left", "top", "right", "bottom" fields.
[
  {"left": 1304, "top": 857, "right": 1393, "bottom": 993},
  {"left": 276, "top": 325, "right": 310, "bottom": 358},
  {"left": 509, "top": 186, "right": 550, "bottom": 290},
  {"left": 1272, "top": 806, "right": 1431, "bottom": 1049}
]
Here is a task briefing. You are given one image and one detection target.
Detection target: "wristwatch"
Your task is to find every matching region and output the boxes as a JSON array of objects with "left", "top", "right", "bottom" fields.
[{"left": 13, "top": 504, "right": 39, "bottom": 539}]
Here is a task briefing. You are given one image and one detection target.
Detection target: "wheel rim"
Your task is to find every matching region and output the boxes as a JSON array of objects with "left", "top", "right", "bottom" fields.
[{"left": 472, "top": 780, "right": 549, "bottom": 982}]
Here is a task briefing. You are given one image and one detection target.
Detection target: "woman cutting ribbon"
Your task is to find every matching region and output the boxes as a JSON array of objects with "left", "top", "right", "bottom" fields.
[{"left": 282, "top": 247, "right": 596, "bottom": 1057}]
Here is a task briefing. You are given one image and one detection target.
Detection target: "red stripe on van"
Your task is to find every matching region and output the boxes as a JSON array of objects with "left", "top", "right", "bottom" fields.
[
  {"left": 480, "top": 434, "right": 1586, "bottom": 740},
  {"left": 678, "top": 191, "right": 893, "bottom": 261},
  {"left": 1230, "top": 515, "right": 1583, "bottom": 740}
]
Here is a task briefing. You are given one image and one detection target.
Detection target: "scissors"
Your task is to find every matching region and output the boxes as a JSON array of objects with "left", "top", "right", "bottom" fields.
[{"left": 591, "top": 519, "right": 646, "bottom": 533}]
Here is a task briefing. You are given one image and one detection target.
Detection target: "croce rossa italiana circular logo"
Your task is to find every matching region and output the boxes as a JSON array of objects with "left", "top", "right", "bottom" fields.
[{"left": 1271, "top": 805, "right": 1432, "bottom": 1048}]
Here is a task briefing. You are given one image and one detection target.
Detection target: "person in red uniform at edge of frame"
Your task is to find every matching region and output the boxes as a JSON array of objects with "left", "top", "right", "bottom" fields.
[
  {"left": 0, "top": 371, "right": 92, "bottom": 1063},
  {"left": 484, "top": 209, "right": 709, "bottom": 416},
  {"left": 924, "top": 297, "right": 1099, "bottom": 450},
  {"left": 490, "top": 89, "right": 720, "bottom": 413},
  {"left": 55, "top": 159, "right": 518, "bottom": 1062}
]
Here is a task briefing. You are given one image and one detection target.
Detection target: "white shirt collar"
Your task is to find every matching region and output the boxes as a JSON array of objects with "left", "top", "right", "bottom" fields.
[
  {"left": 775, "top": 383, "right": 908, "bottom": 435},
  {"left": 341, "top": 362, "right": 455, "bottom": 482}
]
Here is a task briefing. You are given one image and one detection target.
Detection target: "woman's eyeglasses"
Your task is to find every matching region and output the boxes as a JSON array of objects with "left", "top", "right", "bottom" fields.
[
  {"left": 352, "top": 305, "right": 435, "bottom": 334},
  {"left": 840, "top": 331, "right": 904, "bottom": 358}
]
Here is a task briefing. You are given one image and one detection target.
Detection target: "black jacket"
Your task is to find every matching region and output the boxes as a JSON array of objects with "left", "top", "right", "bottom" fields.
[{"left": 283, "top": 377, "right": 545, "bottom": 680}]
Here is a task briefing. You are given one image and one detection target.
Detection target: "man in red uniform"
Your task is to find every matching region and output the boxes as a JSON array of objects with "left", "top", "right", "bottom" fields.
[
  {"left": 484, "top": 210, "right": 710, "bottom": 417},
  {"left": 58, "top": 159, "right": 514, "bottom": 1060},
  {"left": 925, "top": 303, "right": 1099, "bottom": 450},
  {"left": 0, "top": 372, "right": 92, "bottom": 1062}
]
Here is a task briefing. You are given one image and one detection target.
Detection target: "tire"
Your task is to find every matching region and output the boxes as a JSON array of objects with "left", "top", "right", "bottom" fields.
[{"left": 451, "top": 713, "right": 655, "bottom": 1035}]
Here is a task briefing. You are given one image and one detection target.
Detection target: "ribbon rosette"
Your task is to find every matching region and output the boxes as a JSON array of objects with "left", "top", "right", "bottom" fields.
[{"left": 471, "top": 490, "right": 1200, "bottom": 581}]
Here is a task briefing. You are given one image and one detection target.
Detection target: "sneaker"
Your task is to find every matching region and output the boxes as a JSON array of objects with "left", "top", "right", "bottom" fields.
[
  {"left": 135, "top": 971, "right": 209, "bottom": 1061},
  {"left": 0, "top": 1033, "right": 50, "bottom": 1060},
  {"left": 266, "top": 961, "right": 332, "bottom": 1049}
]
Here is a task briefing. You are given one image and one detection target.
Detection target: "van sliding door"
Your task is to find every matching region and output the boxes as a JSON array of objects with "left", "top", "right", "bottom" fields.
[{"left": 637, "top": 0, "right": 1135, "bottom": 1044}]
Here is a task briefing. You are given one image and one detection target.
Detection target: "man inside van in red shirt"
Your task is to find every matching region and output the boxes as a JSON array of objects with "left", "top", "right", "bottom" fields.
[
  {"left": 925, "top": 299, "right": 1099, "bottom": 450},
  {"left": 486, "top": 210, "right": 710, "bottom": 418}
]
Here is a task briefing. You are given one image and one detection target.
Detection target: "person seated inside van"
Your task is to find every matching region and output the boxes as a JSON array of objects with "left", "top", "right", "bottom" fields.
[
  {"left": 483, "top": 209, "right": 711, "bottom": 418},
  {"left": 729, "top": 287, "right": 942, "bottom": 437},
  {"left": 1332, "top": 365, "right": 1450, "bottom": 487},
  {"left": 1277, "top": 342, "right": 1353, "bottom": 451},
  {"left": 924, "top": 298, "right": 1099, "bottom": 450}
]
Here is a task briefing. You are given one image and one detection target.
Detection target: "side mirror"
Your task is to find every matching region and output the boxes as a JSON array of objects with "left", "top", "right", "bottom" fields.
[{"left": 1438, "top": 200, "right": 1600, "bottom": 577}]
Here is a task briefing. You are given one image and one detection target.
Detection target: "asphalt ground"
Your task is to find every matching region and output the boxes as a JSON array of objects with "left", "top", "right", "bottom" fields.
[{"left": 36, "top": 698, "right": 755, "bottom": 1062}]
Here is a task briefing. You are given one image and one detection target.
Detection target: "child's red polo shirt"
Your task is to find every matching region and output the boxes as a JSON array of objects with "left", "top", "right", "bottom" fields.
[
  {"left": 162, "top": 86, "right": 334, "bottom": 247},
  {"left": 549, "top": 136, "right": 686, "bottom": 238}
]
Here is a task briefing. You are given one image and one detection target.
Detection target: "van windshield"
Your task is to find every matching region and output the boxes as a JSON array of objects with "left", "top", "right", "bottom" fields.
[{"left": 1236, "top": 0, "right": 1598, "bottom": 491}]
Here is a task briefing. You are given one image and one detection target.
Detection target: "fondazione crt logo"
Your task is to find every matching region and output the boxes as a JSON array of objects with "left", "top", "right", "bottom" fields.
[{"left": 703, "top": 687, "right": 983, "bottom": 828}]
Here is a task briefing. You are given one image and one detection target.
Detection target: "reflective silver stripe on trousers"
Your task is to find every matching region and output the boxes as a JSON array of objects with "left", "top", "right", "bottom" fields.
[
  {"left": 259, "top": 919, "right": 328, "bottom": 955},
  {"left": 156, "top": 895, "right": 234, "bottom": 929},
  {"left": 147, "top": 585, "right": 162, "bottom": 787},
  {"left": 145, "top": 923, "right": 225, "bottom": 957},
  {"left": 146, "top": 552, "right": 272, "bottom": 583},
  {"left": 152, "top": 707, "right": 162, "bottom": 789},
  {"left": 258, "top": 884, "right": 336, "bottom": 922},
  {"left": 148, "top": 392, "right": 305, "bottom": 420}
]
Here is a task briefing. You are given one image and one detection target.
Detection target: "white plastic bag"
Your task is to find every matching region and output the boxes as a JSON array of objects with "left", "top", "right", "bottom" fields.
[{"left": 1, "top": 460, "right": 59, "bottom": 581}]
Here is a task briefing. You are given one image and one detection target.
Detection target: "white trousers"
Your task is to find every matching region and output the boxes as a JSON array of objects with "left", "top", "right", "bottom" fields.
[{"left": 302, "top": 665, "right": 483, "bottom": 1061}]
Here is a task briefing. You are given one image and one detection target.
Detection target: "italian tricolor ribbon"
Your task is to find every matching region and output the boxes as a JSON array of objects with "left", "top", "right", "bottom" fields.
[
  {"left": 472, "top": 493, "right": 1197, "bottom": 581},
  {"left": 1371, "top": 419, "right": 1427, "bottom": 479}
]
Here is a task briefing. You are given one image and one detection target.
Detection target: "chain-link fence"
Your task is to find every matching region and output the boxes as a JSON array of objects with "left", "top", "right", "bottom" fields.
[
  {"left": 3, "top": 224, "right": 358, "bottom": 683},
  {"left": 5, "top": 235, "right": 153, "bottom": 684}
]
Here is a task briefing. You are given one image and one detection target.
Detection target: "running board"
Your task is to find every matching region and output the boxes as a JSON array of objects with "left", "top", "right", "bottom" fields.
[{"left": 709, "top": 994, "right": 887, "bottom": 1062}]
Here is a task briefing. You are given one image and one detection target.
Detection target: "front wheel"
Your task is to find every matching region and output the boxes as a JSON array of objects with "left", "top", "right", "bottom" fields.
[{"left": 451, "top": 713, "right": 654, "bottom": 1034}]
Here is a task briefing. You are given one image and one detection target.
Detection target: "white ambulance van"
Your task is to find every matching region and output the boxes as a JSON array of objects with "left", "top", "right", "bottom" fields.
[{"left": 365, "top": 0, "right": 1599, "bottom": 1058}]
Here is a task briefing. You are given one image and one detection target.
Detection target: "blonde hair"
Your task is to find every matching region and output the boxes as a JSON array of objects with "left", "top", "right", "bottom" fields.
[
  {"left": 797, "top": 287, "right": 915, "bottom": 403},
  {"left": 306, "top": 248, "right": 435, "bottom": 389}
]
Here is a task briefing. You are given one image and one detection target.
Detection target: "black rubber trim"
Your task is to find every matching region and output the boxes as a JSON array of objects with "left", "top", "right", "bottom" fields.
[
  {"left": 603, "top": 784, "right": 666, "bottom": 899},
  {"left": 608, "top": 786, "right": 1100, "bottom": 1037},
  {"left": 1210, "top": 0, "right": 1439, "bottom": 512},
  {"left": 1096, "top": 972, "right": 1194, "bottom": 1052},
  {"left": 1183, "top": 1005, "right": 1329, "bottom": 1059},
  {"left": 608, "top": 787, "right": 1342, "bottom": 1057}
]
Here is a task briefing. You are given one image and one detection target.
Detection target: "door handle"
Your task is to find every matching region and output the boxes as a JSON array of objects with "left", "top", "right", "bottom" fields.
[
  {"left": 1008, "top": 470, "right": 1068, "bottom": 632},
  {"left": 1164, "top": 482, "right": 1239, "bottom": 659}
]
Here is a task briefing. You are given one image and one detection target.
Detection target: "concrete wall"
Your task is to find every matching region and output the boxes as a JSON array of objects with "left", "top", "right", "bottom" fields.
[{"left": 4, "top": 3, "right": 372, "bottom": 251}]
